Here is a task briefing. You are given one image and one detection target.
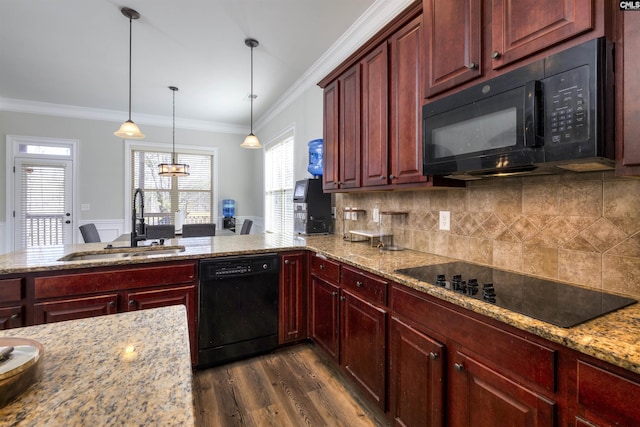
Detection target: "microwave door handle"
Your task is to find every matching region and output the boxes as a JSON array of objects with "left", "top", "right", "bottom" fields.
[{"left": 524, "top": 80, "right": 543, "bottom": 147}]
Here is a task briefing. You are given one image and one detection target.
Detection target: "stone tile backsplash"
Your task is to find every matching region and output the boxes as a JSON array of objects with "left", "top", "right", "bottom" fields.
[{"left": 336, "top": 171, "right": 640, "bottom": 298}]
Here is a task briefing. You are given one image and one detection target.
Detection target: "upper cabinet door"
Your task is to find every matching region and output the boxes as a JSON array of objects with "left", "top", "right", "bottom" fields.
[
  {"left": 323, "top": 80, "right": 339, "bottom": 190},
  {"left": 338, "top": 64, "right": 361, "bottom": 189},
  {"left": 491, "top": 0, "right": 595, "bottom": 69},
  {"left": 423, "top": 0, "right": 482, "bottom": 97},
  {"left": 361, "top": 44, "right": 389, "bottom": 188}
]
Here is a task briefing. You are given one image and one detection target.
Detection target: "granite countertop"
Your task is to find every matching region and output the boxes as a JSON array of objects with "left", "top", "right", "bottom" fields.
[
  {"left": 0, "top": 305, "right": 194, "bottom": 426},
  {"left": 0, "top": 233, "right": 639, "bottom": 377}
]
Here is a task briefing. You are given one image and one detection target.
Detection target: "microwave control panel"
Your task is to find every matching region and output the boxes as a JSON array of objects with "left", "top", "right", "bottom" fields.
[{"left": 544, "top": 65, "right": 590, "bottom": 145}]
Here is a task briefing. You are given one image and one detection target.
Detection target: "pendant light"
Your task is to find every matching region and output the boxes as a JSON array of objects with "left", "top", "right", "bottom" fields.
[
  {"left": 158, "top": 86, "right": 190, "bottom": 176},
  {"left": 114, "top": 7, "right": 145, "bottom": 139},
  {"left": 240, "top": 38, "right": 262, "bottom": 149}
]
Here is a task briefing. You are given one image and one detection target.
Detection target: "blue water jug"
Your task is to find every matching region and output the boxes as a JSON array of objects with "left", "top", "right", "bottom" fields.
[
  {"left": 222, "top": 199, "right": 235, "bottom": 217},
  {"left": 307, "top": 139, "right": 323, "bottom": 177}
]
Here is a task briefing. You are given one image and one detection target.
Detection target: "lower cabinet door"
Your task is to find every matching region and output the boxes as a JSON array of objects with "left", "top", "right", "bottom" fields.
[
  {"left": 0, "top": 305, "right": 26, "bottom": 329},
  {"left": 389, "top": 316, "right": 444, "bottom": 427},
  {"left": 34, "top": 294, "right": 118, "bottom": 324},
  {"left": 450, "top": 351, "right": 556, "bottom": 427},
  {"left": 309, "top": 275, "right": 340, "bottom": 361},
  {"left": 340, "top": 289, "right": 387, "bottom": 410}
]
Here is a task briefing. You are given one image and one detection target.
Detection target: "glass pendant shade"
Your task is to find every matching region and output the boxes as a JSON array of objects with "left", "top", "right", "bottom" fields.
[
  {"left": 240, "top": 133, "right": 261, "bottom": 149},
  {"left": 114, "top": 120, "right": 145, "bottom": 139},
  {"left": 158, "top": 162, "right": 190, "bottom": 176}
]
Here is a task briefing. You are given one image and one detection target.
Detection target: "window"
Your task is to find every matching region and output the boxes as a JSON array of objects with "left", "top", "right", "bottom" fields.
[
  {"left": 264, "top": 133, "right": 294, "bottom": 234},
  {"left": 131, "top": 149, "right": 213, "bottom": 225}
]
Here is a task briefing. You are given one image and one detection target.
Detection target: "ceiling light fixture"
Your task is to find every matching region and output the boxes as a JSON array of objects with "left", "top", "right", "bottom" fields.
[
  {"left": 159, "top": 86, "right": 190, "bottom": 177},
  {"left": 114, "top": 7, "right": 145, "bottom": 139},
  {"left": 240, "top": 38, "right": 262, "bottom": 149}
]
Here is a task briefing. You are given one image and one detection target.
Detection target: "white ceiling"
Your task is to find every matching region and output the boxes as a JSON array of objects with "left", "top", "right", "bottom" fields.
[{"left": 0, "top": 0, "right": 412, "bottom": 133}]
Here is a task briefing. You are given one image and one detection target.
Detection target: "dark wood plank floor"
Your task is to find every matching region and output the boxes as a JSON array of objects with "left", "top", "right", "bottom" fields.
[{"left": 193, "top": 342, "right": 392, "bottom": 427}]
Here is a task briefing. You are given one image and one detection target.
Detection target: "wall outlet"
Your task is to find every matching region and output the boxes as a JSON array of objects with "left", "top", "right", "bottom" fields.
[
  {"left": 439, "top": 211, "right": 450, "bottom": 231},
  {"left": 372, "top": 207, "right": 380, "bottom": 223},
  {"left": 331, "top": 207, "right": 336, "bottom": 218}
]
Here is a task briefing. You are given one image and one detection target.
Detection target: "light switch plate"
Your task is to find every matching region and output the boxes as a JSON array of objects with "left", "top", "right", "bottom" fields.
[
  {"left": 439, "top": 211, "right": 450, "bottom": 231},
  {"left": 81, "top": 204, "right": 90, "bottom": 211}
]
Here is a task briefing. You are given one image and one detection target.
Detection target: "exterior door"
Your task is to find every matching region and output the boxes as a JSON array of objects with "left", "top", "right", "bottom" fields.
[{"left": 14, "top": 158, "right": 74, "bottom": 250}]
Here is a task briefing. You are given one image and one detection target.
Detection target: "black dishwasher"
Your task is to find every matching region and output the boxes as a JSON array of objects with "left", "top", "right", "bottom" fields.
[{"left": 198, "top": 254, "right": 279, "bottom": 368}]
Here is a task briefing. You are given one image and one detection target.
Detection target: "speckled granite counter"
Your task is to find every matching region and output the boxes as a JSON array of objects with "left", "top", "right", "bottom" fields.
[
  {"left": 0, "top": 233, "right": 639, "bottom": 378},
  {"left": 0, "top": 305, "right": 194, "bottom": 426}
]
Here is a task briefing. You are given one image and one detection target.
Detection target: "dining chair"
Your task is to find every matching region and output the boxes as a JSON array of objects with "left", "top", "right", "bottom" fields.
[
  {"left": 145, "top": 224, "right": 176, "bottom": 239},
  {"left": 181, "top": 223, "right": 216, "bottom": 237},
  {"left": 79, "top": 223, "right": 101, "bottom": 243},
  {"left": 240, "top": 219, "right": 253, "bottom": 235}
]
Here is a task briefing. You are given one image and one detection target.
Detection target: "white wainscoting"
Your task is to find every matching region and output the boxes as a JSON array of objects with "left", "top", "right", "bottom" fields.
[{"left": 78, "top": 219, "right": 127, "bottom": 243}]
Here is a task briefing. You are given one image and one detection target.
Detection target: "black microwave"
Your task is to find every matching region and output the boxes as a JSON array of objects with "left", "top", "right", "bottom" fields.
[{"left": 422, "top": 38, "right": 614, "bottom": 180}]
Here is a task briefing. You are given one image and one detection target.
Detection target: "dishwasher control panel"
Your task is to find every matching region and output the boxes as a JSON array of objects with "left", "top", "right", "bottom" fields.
[{"left": 201, "top": 254, "right": 279, "bottom": 279}]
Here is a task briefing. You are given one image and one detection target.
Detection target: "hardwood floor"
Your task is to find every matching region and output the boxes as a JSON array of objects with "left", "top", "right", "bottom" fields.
[{"left": 193, "top": 342, "right": 392, "bottom": 427}]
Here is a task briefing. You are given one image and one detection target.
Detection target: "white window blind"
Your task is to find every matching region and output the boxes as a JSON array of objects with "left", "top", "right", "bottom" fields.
[
  {"left": 132, "top": 150, "right": 213, "bottom": 225},
  {"left": 265, "top": 135, "right": 294, "bottom": 234},
  {"left": 20, "top": 163, "right": 66, "bottom": 247}
]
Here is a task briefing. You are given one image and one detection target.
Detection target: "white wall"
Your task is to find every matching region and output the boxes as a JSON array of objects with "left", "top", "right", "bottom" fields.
[{"left": 0, "top": 110, "right": 264, "bottom": 251}]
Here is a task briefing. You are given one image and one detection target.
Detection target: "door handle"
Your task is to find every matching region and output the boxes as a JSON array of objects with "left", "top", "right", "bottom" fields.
[{"left": 65, "top": 220, "right": 71, "bottom": 224}]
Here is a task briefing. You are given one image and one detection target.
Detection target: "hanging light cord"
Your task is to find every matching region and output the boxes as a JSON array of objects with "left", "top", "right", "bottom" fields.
[
  {"left": 127, "top": 14, "right": 133, "bottom": 122},
  {"left": 249, "top": 43, "right": 254, "bottom": 134},
  {"left": 172, "top": 88, "right": 176, "bottom": 163}
]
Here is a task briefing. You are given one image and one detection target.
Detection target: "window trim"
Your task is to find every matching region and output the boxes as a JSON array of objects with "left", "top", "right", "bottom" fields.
[
  {"left": 263, "top": 123, "right": 295, "bottom": 235},
  {"left": 124, "top": 140, "right": 219, "bottom": 233}
]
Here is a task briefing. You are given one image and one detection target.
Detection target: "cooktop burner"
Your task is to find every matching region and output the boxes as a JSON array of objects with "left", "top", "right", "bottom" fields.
[{"left": 395, "top": 261, "right": 636, "bottom": 328}]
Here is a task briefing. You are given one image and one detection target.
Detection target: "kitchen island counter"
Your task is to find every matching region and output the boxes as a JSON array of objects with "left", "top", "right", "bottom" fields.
[{"left": 0, "top": 305, "right": 194, "bottom": 426}]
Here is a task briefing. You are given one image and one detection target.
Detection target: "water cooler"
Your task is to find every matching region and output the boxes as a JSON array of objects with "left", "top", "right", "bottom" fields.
[
  {"left": 222, "top": 199, "right": 236, "bottom": 232},
  {"left": 293, "top": 179, "right": 332, "bottom": 235}
]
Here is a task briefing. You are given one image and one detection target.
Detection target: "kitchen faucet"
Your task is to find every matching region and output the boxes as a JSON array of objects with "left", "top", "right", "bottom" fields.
[{"left": 131, "top": 188, "right": 146, "bottom": 247}]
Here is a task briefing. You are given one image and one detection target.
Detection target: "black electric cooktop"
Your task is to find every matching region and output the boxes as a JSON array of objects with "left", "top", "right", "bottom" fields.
[{"left": 395, "top": 261, "right": 636, "bottom": 328}]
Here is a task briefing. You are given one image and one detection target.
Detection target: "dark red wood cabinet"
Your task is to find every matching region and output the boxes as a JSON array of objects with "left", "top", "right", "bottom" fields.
[
  {"left": 309, "top": 273, "right": 341, "bottom": 360},
  {"left": 0, "top": 278, "right": 26, "bottom": 330},
  {"left": 279, "top": 251, "right": 307, "bottom": 344}
]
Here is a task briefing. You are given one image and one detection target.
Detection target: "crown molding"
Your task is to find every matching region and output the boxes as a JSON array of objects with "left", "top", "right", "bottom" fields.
[
  {"left": 0, "top": 97, "right": 246, "bottom": 134},
  {"left": 255, "top": 0, "right": 414, "bottom": 131},
  {"left": 0, "top": 0, "right": 412, "bottom": 136}
]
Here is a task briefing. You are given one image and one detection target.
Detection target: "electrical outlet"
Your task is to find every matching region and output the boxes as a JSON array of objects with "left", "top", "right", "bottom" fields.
[
  {"left": 439, "top": 211, "right": 450, "bottom": 231},
  {"left": 372, "top": 207, "right": 380, "bottom": 223},
  {"left": 331, "top": 207, "right": 336, "bottom": 218}
]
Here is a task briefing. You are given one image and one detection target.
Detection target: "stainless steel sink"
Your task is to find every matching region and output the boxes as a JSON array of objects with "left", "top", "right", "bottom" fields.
[{"left": 58, "top": 245, "right": 186, "bottom": 262}]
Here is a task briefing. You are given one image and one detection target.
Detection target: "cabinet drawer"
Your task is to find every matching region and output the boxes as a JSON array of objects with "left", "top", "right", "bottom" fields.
[
  {"left": 0, "top": 278, "right": 24, "bottom": 303},
  {"left": 34, "top": 261, "right": 196, "bottom": 299},
  {"left": 310, "top": 254, "right": 340, "bottom": 283},
  {"left": 391, "top": 284, "right": 556, "bottom": 392},
  {"left": 577, "top": 360, "right": 640, "bottom": 425},
  {"left": 0, "top": 305, "right": 25, "bottom": 329},
  {"left": 342, "top": 265, "right": 387, "bottom": 306},
  {"left": 34, "top": 294, "right": 119, "bottom": 324}
]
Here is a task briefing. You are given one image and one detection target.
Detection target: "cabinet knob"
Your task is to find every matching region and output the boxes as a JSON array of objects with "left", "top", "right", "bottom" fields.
[
  {"left": 128, "top": 300, "right": 135, "bottom": 306},
  {"left": 320, "top": 264, "right": 325, "bottom": 270},
  {"left": 339, "top": 295, "right": 346, "bottom": 301},
  {"left": 10, "top": 313, "right": 20, "bottom": 320},
  {"left": 332, "top": 291, "right": 338, "bottom": 297},
  {"left": 109, "top": 301, "right": 116, "bottom": 307},
  {"left": 467, "top": 61, "right": 478, "bottom": 70},
  {"left": 284, "top": 259, "right": 290, "bottom": 265},
  {"left": 389, "top": 174, "right": 396, "bottom": 180},
  {"left": 380, "top": 175, "right": 386, "bottom": 180},
  {"left": 491, "top": 51, "right": 501, "bottom": 59},
  {"left": 429, "top": 352, "right": 439, "bottom": 360},
  {"left": 356, "top": 281, "right": 363, "bottom": 288},
  {"left": 454, "top": 363, "right": 464, "bottom": 372}
]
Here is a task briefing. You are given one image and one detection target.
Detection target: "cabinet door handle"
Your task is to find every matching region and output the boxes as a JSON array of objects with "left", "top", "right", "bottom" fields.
[
  {"left": 332, "top": 292, "right": 338, "bottom": 297},
  {"left": 429, "top": 352, "right": 439, "bottom": 360},
  {"left": 284, "top": 259, "right": 290, "bottom": 265},
  {"left": 320, "top": 264, "right": 325, "bottom": 270},
  {"left": 339, "top": 295, "right": 346, "bottom": 301},
  {"left": 491, "top": 51, "right": 501, "bottom": 59},
  {"left": 380, "top": 175, "right": 386, "bottom": 180},
  {"left": 467, "top": 61, "right": 478, "bottom": 70},
  {"left": 389, "top": 174, "right": 396, "bottom": 180},
  {"left": 454, "top": 363, "right": 464, "bottom": 372},
  {"left": 109, "top": 301, "right": 116, "bottom": 307},
  {"left": 356, "top": 281, "right": 363, "bottom": 288},
  {"left": 10, "top": 313, "right": 20, "bottom": 320},
  {"left": 128, "top": 299, "right": 135, "bottom": 306}
]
